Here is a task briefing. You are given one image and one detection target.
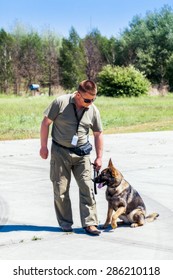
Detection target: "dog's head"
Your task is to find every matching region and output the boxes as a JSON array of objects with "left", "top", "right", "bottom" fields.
[{"left": 94, "top": 158, "right": 123, "bottom": 189}]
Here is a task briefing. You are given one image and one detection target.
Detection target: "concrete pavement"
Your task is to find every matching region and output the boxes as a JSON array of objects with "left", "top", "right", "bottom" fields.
[{"left": 0, "top": 131, "right": 173, "bottom": 260}]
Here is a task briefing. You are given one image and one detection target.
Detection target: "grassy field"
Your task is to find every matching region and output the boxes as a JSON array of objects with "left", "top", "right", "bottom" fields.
[{"left": 0, "top": 94, "right": 173, "bottom": 140}]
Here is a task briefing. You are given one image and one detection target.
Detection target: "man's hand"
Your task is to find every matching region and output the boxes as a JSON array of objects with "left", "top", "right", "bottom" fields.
[
  {"left": 40, "top": 116, "right": 52, "bottom": 160},
  {"left": 94, "top": 157, "right": 102, "bottom": 171},
  {"left": 40, "top": 146, "right": 49, "bottom": 159},
  {"left": 93, "top": 131, "right": 103, "bottom": 171}
]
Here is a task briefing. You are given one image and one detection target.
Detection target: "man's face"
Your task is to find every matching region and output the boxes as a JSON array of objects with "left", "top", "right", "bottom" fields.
[{"left": 77, "top": 91, "right": 96, "bottom": 108}]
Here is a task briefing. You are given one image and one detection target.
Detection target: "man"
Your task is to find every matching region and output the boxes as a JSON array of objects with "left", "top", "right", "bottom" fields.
[{"left": 40, "top": 80, "right": 103, "bottom": 235}]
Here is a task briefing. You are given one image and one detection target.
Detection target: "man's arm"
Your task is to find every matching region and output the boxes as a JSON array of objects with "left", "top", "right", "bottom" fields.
[
  {"left": 93, "top": 131, "right": 103, "bottom": 171},
  {"left": 40, "top": 116, "right": 52, "bottom": 159}
]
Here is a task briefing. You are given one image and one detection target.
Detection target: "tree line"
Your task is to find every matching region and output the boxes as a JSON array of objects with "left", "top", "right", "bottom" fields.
[{"left": 0, "top": 5, "right": 173, "bottom": 95}]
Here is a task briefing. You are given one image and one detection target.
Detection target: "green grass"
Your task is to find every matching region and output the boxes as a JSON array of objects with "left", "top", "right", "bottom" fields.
[
  {"left": 97, "top": 95, "right": 173, "bottom": 133},
  {"left": 0, "top": 95, "right": 54, "bottom": 140},
  {"left": 0, "top": 94, "right": 173, "bottom": 140}
]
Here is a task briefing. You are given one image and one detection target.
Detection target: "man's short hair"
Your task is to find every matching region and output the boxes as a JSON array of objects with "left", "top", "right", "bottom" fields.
[{"left": 78, "top": 80, "right": 97, "bottom": 96}]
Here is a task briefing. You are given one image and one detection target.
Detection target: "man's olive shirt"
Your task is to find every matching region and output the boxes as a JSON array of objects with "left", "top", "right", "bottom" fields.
[{"left": 44, "top": 92, "right": 103, "bottom": 147}]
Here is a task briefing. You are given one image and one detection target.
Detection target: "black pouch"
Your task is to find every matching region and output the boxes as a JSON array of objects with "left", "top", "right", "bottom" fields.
[{"left": 72, "top": 142, "right": 92, "bottom": 156}]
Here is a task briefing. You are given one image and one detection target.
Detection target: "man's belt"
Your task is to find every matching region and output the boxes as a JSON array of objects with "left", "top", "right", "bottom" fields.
[{"left": 52, "top": 140, "right": 71, "bottom": 149}]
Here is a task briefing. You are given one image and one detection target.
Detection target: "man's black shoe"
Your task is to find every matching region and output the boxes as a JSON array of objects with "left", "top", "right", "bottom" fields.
[{"left": 61, "top": 226, "right": 73, "bottom": 232}]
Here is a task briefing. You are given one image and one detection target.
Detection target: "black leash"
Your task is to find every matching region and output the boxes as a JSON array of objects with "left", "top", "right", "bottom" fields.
[{"left": 92, "top": 164, "right": 99, "bottom": 195}]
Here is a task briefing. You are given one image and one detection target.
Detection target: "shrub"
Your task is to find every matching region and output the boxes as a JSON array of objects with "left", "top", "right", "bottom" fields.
[{"left": 97, "top": 65, "right": 151, "bottom": 97}]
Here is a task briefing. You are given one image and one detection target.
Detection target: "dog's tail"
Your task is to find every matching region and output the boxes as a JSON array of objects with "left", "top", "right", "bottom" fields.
[{"left": 145, "top": 212, "right": 159, "bottom": 223}]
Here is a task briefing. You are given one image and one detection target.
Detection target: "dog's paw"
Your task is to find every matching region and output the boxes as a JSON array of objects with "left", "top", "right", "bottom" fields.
[
  {"left": 111, "top": 222, "right": 118, "bottom": 229},
  {"left": 131, "top": 223, "right": 138, "bottom": 228}
]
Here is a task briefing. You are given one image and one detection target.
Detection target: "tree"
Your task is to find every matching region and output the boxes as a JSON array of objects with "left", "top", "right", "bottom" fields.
[
  {"left": 100, "top": 36, "right": 117, "bottom": 66},
  {"left": 19, "top": 31, "right": 43, "bottom": 91},
  {"left": 10, "top": 26, "right": 25, "bottom": 94},
  {"left": 166, "top": 54, "right": 173, "bottom": 91},
  {"left": 0, "top": 29, "right": 13, "bottom": 93},
  {"left": 82, "top": 29, "right": 105, "bottom": 80},
  {"left": 41, "top": 31, "right": 61, "bottom": 95},
  {"left": 144, "top": 6, "right": 173, "bottom": 87},
  {"left": 59, "top": 27, "right": 86, "bottom": 90},
  {"left": 118, "top": 5, "right": 173, "bottom": 89}
]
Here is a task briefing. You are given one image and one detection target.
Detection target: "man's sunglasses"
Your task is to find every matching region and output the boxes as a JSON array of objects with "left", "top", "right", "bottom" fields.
[{"left": 79, "top": 93, "right": 96, "bottom": 104}]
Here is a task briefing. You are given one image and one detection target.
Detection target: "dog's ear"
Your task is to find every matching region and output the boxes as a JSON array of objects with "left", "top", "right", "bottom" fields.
[
  {"left": 108, "top": 158, "right": 114, "bottom": 168},
  {"left": 108, "top": 158, "right": 121, "bottom": 178}
]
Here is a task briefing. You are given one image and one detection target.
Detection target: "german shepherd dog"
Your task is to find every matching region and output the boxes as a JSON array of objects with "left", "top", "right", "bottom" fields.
[{"left": 94, "top": 159, "right": 159, "bottom": 229}]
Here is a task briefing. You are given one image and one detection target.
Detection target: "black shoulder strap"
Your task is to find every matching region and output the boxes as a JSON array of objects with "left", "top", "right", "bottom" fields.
[{"left": 72, "top": 103, "right": 86, "bottom": 134}]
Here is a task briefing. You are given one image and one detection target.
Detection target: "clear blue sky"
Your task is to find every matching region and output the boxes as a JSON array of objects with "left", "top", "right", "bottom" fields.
[{"left": 0, "top": 0, "right": 173, "bottom": 38}]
